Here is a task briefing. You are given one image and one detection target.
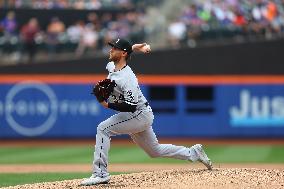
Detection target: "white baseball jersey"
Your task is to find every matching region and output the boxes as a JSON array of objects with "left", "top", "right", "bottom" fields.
[{"left": 106, "top": 61, "right": 147, "bottom": 110}]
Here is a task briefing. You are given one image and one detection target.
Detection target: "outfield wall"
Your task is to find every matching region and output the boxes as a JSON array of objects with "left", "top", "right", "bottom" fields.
[
  {"left": 1, "top": 39, "right": 284, "bottom": 75},
  {"left": 0, "top": 75, "right": 284, "bottom": 138}
]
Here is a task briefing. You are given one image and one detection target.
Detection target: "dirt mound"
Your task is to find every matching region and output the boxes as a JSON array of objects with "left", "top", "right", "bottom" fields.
[{"left": 3, "top": 168, "right": 284, "bottom": 189}]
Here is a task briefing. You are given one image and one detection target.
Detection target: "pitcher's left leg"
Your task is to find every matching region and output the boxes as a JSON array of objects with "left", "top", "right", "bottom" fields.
[
  {"left": 131, "top": 126, "right": 212, "bottom": 169},
  {"left": 130, "top": 127, "right": 197, "bottom": 161}
]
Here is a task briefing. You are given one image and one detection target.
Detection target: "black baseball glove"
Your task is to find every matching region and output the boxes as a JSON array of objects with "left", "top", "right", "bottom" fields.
[{"left": 91, "top": 79, "right": 116, "bottom": 102}]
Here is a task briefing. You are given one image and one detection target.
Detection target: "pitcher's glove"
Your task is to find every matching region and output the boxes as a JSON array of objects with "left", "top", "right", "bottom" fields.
[{"left": 92, "top": 79, "right": 116, "bottom": 102}]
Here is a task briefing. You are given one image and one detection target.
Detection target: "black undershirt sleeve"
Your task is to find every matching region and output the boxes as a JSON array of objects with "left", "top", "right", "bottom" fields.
[{"left": 108, "top": 102, "right": 137, "bottom": 112}]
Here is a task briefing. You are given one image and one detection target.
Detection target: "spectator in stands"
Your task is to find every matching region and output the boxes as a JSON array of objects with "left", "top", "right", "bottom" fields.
[
  {"left": 87, "top": 12, "right": 104, "bottom": 49},
  {"left": 19, "top": 17, "right": 40, "bottom": 63},
  {"left": 87, "top": 12, "right": 101, "bottom": 30},
  {"left": 101, "top": 22, "right": 120, "bottom": 54},
  {"left": 85, "top": 0, "right": 102, "bottom": 10},
  {"left": 115, "top": 0, "right": 134, "bottom": 9},
  {"left": 264, "top": 1, "right": 278, "bottom": 23},
  {"left": 0, "top": 11, "right": 18, "bottom": 56},
  {"left": 73, "top": 0, "right": 85, "bottom": 9},
  {"left": 270, "top": 7, "right": 284, "bottom": 36},
  {"left": 127, "top": 11, "right": 146, "bottom": 42},
  {"left": 66, "top": 20, "right": 84, "bottom": 44},
  {"left": 100, "top": 13, "right": 113, "bottom": 29},
  {"left": 32, "top": 0, "right": 53, "bottom": 9},
  {"left": 46, "top": 17, "right": 65, "bottom": 59},
  {"left": 250, "top": 1, "right": 267, "bottom": 37},
  {"left": 233, "top": 9, "right": 247, "bottom": 29},
  {"left": 264, "top": 1, "right": 283, "bottom": 38},
  {"left": 75, "top": 23, "right": 98, "bottom": 57},
  {"left": 0, "top": 11, "right": 18, "bottom": 41},
  {"left": 167, "top": 19, "right": 187, "bottom": 48},
  {"left": 55, "top": 0, "right": 69, "bottom": 9},
  {"left": 114, "top": 13, "right": 131, "bottom": 38},
  {"left": 0, "top": 11, "right": 17, "bottom": 37}
]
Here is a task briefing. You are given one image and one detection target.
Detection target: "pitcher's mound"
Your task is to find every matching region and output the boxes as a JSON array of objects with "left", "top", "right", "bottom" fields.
[{"left": 4, "top": 168, "right": 284, "bottom": 189}]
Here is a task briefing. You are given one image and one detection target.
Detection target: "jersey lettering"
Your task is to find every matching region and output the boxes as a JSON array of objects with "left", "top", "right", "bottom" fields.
[
  {"left": 119, "top": 94, "right": 125, "bottom": 101},
  {"left": 110, "top": 94, "right": 119, "bottom": 103},
  {"left": 126, "top": 90, "right": 135, "bottom": 102}
]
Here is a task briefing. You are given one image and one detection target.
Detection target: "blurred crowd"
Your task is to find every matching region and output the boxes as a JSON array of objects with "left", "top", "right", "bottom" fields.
[
  {"left": 167, "top": 0, "right": 284, "bottom": 48},
  {"left": 0, "top": 0, "right": 137, "bottom": 9},
  {"left": 1, "top": 0, "right": 284, "bottom": 64},
  {"left": 0, "top": 10, "right": 146, "bottom": 63}
]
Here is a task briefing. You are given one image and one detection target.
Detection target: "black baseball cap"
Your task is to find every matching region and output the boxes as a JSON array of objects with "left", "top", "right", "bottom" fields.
[{"left": 108, "top": 38, "right": 133, "bottom": 54}]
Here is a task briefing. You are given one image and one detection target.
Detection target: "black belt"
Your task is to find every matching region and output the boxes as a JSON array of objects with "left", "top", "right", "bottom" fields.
[{"left": 144, "top": 102, "right": 149, "bottom": 107}]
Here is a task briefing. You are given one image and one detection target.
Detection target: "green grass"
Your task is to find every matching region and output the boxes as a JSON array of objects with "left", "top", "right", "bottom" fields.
[
  {"left": 205, "top": 145, "right": 284, "bottom": 163},
  {"left": 0, "top": 172, "right": 123, "bottom": 188},
  {"left": 0, "top": 145, "right": 284, "bottom": 164},
  {"left": 0, "top": 173, "right": 88, "bottom": 188},
  {"left": 0, "top": 146, "right": 92, "bottom": 164},
  {"left": 0, "top": 145, "right": 283, "bottom": 187}
]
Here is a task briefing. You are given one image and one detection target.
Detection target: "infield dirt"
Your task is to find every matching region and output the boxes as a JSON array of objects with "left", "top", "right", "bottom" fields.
[{"left": 2, "top": 168, "right": 284, "bottom": 189}]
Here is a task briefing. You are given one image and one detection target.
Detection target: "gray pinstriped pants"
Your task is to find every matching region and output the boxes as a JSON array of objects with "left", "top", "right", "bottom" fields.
[{"left": 93, "top": 107, "right": 196, "bottom": 178}]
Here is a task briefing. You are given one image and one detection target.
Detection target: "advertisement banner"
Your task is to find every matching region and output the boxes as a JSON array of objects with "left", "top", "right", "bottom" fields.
[
  {"left": 1, "top": 81, "right": 284, "bottom": 138},
  {"left": 174, "top": 85, "right": 284, "bottom": 137},
  {"left": 0, "top": 81, "right": 113, "bottom": 138}
]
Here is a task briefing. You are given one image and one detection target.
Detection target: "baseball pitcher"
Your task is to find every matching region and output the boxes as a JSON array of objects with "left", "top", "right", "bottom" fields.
[{"left": 81, "top": 38, "right": 212, "bottom": 186}]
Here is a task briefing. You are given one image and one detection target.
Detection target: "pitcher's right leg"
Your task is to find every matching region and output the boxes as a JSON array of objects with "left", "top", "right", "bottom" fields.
[{"left": 81, "top": 111, "right": 152, "bottom": 186}]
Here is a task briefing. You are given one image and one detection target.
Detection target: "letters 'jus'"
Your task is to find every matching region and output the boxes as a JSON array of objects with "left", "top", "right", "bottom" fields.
[{"left": 230, "top": 89, "right": 284, "bottom": 126}]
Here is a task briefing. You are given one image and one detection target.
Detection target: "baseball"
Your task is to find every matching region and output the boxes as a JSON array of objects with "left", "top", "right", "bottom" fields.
[{"left": 144, "top": 44, "right": 151, "bottom": 53}]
